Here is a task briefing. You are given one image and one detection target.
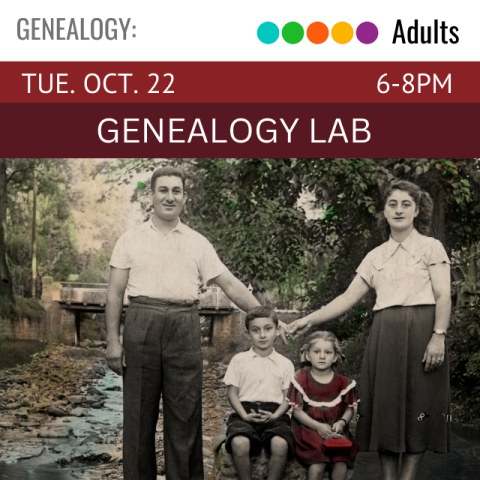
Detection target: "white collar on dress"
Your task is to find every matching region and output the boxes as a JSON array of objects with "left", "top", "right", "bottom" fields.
[{"left": 372, "top": 228, "right": 424, "bottom": 270}]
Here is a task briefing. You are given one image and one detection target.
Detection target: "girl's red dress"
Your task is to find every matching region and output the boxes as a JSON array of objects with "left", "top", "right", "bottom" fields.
[{"left": 288, "top": 368, "right": 360, "bottom": 468}]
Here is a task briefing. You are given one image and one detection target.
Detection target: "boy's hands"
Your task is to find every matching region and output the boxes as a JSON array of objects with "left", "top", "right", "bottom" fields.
[
  {"left": 257, "top": 409, "right": 278, "bottom": 423},
  {"left": 242, "top": 409, "right": 278, "bottom": 423},
  {"left": 242, "top": 410, "right": 266, "bottom": 423}
]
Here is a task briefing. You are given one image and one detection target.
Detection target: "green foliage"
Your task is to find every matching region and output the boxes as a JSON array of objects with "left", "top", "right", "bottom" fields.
[
  {"left": 448, "top": 241, "right": 480, "bottom": 424},
  {"left": 449, "top": 305, "right": 480, "bottom": 424},
  {"left": 15, "top": 297, "right": 45, "bottom": 321},
  {"left": 77, "top": 249, "right": 110, "bottom": 283},
  {"left": 0, "top": 297, "right": 44, "bottom": 322},
  {"left": 190, "top": 159, "right": 309, "bottom": 288},
  {"left": 0, "top": 295, "right": 16, "bottom": 319},
  {"left": 5, "top": 159, "right": 79, "bottom": 295},
  {"left": 79, "top": 314, "right": 104, "bottom": 342}
]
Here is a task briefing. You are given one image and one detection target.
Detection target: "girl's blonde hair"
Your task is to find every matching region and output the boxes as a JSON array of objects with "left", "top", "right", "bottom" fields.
[{"left": 301, "top": 331, "right": 343, "bottom": 368}]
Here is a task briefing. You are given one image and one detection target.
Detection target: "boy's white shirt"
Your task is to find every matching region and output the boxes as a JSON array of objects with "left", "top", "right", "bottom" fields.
[{"left": 223, "top": 347, "right": 294, "bottom": 405}]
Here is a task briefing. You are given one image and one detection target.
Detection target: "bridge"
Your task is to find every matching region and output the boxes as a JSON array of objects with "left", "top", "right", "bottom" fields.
[
  {"left": 33, "top": 277, "right": 242, "bottom": 347},
  {"left": 57, "top": 282, "right": 235, "bottom": 315}
]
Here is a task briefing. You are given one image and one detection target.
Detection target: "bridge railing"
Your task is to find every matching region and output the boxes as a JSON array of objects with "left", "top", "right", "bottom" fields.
[{"left": 57, "top": 282, "right": 234, "bottom": 310}]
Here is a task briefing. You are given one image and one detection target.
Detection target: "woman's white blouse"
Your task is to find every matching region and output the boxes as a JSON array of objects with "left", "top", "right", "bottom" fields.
[{"left": 356, "top": 229, "right": 450, "bottom": 311}]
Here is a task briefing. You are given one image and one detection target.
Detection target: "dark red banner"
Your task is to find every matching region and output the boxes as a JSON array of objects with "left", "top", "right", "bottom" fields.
[
  {"left": 0, "top": 103, "right": 478, "bottom": 157},
  {"left": 0, "top": 62, "right": 478, "bottom": 103}
]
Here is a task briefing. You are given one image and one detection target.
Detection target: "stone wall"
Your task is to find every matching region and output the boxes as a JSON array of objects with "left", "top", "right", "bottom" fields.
[
  {"left": 11, "top": 301, "right": 76, "bottom": 344},
  {"left": 210, "top": 311, "right": 245, "bottom": 351},
  {"left": 0, "top": 278, "right": 77, "bottom": 344},
  {"left": 0, "top": 317, "right": 14, "bottom": 340}
]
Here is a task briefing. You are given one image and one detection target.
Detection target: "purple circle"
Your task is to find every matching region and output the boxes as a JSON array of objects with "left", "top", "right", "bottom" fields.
[{"left": 356, "top": 22, "right": 378, "bottom": 44}]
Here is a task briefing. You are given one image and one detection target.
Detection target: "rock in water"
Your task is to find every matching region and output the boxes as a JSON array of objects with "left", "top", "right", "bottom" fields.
[{"left": 45, "top": 405, "right": 67, "bottom": 417}]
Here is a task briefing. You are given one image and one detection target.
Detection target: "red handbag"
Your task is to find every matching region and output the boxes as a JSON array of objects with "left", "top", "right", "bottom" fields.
[{"left": 321, "top": 436, "right": 353, "bottom": 455}]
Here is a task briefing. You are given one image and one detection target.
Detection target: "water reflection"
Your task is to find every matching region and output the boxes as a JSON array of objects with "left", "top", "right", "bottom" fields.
[{"left": 0, "top": 460, "right": 77, "bottom": 479}]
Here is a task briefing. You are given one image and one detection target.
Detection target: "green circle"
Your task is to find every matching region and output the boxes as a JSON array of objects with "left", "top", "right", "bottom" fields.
[{"left": 282, "top": 22, "right": 304, "bottom": 44}]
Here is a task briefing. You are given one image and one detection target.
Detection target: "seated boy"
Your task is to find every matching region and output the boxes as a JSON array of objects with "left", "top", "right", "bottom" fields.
[{"left": 223, "top": 306, "right": 295, "bottom": 480}]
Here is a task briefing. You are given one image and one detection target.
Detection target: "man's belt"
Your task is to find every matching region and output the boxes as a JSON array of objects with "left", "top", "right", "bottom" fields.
[{"left": 129, "top": 295, "right": 200, "bottom": 307}]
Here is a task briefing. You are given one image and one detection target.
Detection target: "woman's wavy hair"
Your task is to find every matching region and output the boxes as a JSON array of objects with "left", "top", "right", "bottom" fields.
[
  {"left": 300, "top": 331, "right": 343, "bottom": 368},
  {"left": 377, "top": 179, "right": 434, "bottom": 239}
]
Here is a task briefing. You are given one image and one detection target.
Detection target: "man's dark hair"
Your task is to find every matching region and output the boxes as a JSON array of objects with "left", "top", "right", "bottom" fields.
[
  {"left": 245, "top": 306, "right": 278, "bottom": 330},
  {"left": 150, "top": 167, "right": 187, "bottom": 192}
]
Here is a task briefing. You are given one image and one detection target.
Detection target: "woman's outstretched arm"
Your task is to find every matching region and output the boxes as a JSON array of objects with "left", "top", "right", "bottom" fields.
[{"left": 288, "top": 274, "right": 370, "bottom": 336}]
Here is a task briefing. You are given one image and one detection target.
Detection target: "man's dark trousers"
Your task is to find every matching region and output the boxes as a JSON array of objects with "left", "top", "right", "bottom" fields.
[{"left": 122, "top": 297, "right": 203, "bottom": 480}]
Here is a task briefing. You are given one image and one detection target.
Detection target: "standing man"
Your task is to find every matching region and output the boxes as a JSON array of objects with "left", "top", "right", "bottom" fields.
[{"left": 105, "top": 167, "right": 261, "bottom": 480}]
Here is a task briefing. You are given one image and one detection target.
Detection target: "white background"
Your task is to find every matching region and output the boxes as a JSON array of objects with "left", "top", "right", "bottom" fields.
[{"left": 0, "top": 0, "right": 479, "bottom": 61}]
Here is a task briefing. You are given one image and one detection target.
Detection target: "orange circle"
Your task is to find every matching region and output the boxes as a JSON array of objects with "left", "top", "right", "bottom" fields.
[{"left": 307, "top": 22, "right": 329, "bottom": 44}]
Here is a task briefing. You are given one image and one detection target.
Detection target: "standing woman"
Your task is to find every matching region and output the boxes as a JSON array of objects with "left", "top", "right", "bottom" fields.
[{"left": 288, "top": 180, "right": 451, "bottom": 480}]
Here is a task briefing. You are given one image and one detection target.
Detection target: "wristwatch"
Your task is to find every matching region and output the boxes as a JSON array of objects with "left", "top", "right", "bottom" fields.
[{"left": 433, "top": 329, "right": 446, "bottom": 336}]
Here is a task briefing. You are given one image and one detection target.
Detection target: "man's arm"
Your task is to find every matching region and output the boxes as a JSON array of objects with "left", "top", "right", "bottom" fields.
[
  {"left": 105, "top": 266, "right": 129, "bottom": 376},
  {"left": 213, "top": 270, "right": 260, "bottom": 312}
]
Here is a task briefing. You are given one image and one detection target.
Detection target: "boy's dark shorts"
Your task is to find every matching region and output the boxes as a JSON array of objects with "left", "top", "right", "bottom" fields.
[{"left": 225, "top": 402, "right": 294, "bottom": 458}]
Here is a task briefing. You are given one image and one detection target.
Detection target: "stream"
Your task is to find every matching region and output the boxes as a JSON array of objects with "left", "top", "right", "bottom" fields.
[{"left": 0, "top": 366, "right": 123, "bottom": 480}]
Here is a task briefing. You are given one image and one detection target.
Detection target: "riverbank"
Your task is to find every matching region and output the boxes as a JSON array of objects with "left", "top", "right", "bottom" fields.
[{"left": 0, "top": 341, "right": 231, "bottom": 479}]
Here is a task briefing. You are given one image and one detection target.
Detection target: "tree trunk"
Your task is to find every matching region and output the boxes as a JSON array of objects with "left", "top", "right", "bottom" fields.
[
  {"left": 0, "top": 159, "right": 15, "bottom": 304},
  {"left": 31, "top": 167, "right": 37, "bottom": 298}
]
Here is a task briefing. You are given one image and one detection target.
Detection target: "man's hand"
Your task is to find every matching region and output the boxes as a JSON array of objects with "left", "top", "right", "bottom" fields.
[
  {"left": 286, "top": 317, "right": 312, "bottom": 337},
  {"left": 258, "top": 409, "right": 278, "bottom": 424},
  {"left": 422, "top": 334, "right": 445, "bottom": 372},
  {"left": 242, "top": 409, "right": 266, "bottom": 424},
  {"left": 106, "top": 339, "right": 126, "bottom": 376}
]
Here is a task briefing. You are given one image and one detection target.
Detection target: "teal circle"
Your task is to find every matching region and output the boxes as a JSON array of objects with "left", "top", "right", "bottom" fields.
[
  {"left": 282, "top": 22, "right": 304, "bottom": 44},
  {"left": 257, "top": 22, "right": 279, "bottom": 44}
]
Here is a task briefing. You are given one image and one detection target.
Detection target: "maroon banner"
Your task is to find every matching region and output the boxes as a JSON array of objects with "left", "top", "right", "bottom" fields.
[
  {"left": 0, "top": 103, "right": 478, "bottom": 157},
  {"left": 0, "top": 62, "right": 478, "bottom": 104}
]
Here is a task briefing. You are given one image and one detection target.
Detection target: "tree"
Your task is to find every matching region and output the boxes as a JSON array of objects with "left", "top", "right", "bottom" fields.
[
  {"left": 0, "top": 159, "right": 14, "bottom": 305},
  {"left": 5, "top": 159, "right": 78, "bottom": 297}
]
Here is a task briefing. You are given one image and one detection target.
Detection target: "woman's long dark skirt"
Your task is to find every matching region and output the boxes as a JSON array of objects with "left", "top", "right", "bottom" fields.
[{"left": 356, "top": 305, "right": 450, "bottom": 453}]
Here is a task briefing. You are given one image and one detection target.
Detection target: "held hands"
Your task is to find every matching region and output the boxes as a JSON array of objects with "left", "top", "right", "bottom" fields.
[
  {"left": 106, "top": 339, "right": 126, "bottom": 376},
  {"left": 277, "top": 320, "right": 290, "bottom": 344},
  {"left": 422, "top": 334, "right": 445, "bottom": 372},
  {"left": 286, "top": 317, "right": 312, "bottom": 338}
]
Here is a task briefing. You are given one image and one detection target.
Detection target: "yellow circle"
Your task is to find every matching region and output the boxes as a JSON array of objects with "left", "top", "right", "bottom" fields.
[{"left": 331, "top": 22, "right": 354, "bottom": 44}]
